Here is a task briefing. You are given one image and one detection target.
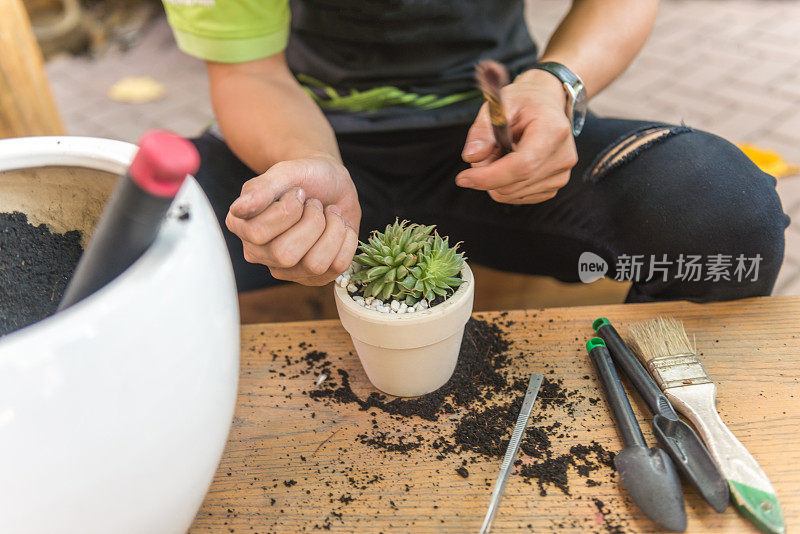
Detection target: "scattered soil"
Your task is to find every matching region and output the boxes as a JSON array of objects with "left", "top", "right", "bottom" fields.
[
  {"left": 258, "top": 314, "right": 627, "bottom": 532},
  {"left": 0, "top": 212, "right": 83, "bottom": 336},
  {"left": 357, "top": 432, "right": 422, "bottom": 453},
  {"left": 309, "top": 318, "right": 510, "bottom": 421},
  {"left": 296, "top": 317, "right": 624, "bottom": 531},
  {"left": 518, "top": 440, "right": 615, "bottom": 497}
]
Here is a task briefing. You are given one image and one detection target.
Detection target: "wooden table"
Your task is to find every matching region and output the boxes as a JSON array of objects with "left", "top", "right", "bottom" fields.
[{"left": 190, "top": 296, "right": 800, "bottom": 533}]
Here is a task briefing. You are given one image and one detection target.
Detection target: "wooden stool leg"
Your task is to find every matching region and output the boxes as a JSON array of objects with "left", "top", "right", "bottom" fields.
[{"left": 0, "top": 0, "right": 65, "bottom": 138}]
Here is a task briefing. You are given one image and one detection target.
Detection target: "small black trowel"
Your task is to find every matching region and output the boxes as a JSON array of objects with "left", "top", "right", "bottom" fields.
[
  {"left": 587, "top": 337, "right": 687, "bottom": 532},
  {"left": 594, "top": 317, "right": 730, "bottom": 513}
]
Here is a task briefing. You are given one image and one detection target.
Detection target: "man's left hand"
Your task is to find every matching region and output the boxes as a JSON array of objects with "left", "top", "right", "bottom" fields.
[{"left": 457, "top": 69, "right": 578, "bottom": 205}]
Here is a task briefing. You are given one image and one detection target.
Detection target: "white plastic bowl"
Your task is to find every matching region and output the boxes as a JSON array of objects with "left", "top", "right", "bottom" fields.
[{"left": 0, "top": 137, "right": 239, "bottom": 534}]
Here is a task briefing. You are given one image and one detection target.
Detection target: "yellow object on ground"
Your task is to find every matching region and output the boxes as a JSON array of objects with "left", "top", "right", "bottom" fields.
[
  {"left": 738, "top": 143, "right": 799, "bottom": 178},
  {"left": 108, "top": 76, "right": 165, "bottom": 103}
]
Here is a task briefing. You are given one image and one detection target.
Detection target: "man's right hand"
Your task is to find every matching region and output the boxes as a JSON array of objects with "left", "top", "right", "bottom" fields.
[{"left": 225, "top": 155, "right": 361, "bottom": 286}]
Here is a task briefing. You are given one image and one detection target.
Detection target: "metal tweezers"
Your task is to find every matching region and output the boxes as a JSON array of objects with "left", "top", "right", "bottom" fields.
[{"left": 479, "top": 372, "right": 544, "bottom": 534}]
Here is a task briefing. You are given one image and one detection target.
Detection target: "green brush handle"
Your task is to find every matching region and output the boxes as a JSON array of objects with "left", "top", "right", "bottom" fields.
[{"left": 665, "top": 382, "right": 785, "bottom": 534}]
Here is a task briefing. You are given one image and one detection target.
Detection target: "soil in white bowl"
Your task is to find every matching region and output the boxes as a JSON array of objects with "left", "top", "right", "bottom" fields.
[{"left": 0, "top": 211, "right": 83, "bottom": 336}]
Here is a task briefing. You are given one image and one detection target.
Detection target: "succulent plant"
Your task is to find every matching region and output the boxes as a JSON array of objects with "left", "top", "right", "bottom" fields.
[
  {"left": 398, "top": 234, "right": 464, "bottom": 304},
  {"left": 350, "top": 220, "right": 465, "bottom": 305}
]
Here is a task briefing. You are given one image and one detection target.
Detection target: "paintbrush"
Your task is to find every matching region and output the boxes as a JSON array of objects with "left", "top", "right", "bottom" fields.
[
  {"left": 627, "top": 317, "right": 785, "bottom": 534},
  {"left": 475, "top": 60, "right": 513, "bottom": 155}
]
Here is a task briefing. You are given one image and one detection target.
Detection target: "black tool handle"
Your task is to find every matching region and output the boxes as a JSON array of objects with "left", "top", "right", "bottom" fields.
[
  {"left": 58, "top": 178, "right": 172, "bottom": 310},
  {"left": 58, "top": 130, "right": 199, "bottom": 310},
  {"left": 594, "top": 318, "right": 680, "bottom": 421},
  {"left": 587, "top": 338, "right": 646, "bottom": 448}
]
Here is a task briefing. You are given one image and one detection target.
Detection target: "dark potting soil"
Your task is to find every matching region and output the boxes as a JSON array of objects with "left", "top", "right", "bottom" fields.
[
  {"left": 309, "top": 318, "right": 510, "bottom": 421},
  {"left": 305, "top": 318, "right": 618, "bottom": 495},
  {"left": 518, "top": 440, "right": 615, "bottom": 497},
  {"left": 357, "top": 432, "right": 422, "bottom": 453},
  {"left": 0, "top": 212, "right": 83, "bottom": 336},
  {"left": 270, "top": 316, "right": 626, "bottom": 531}
]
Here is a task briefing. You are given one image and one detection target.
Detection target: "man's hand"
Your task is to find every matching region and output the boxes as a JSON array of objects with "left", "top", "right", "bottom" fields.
[
  {"left": 225, "top": 156, "right": 361, "bottom": 286},
  {"left": 457, "top": 70, "right": 578, "bottom": 204}
]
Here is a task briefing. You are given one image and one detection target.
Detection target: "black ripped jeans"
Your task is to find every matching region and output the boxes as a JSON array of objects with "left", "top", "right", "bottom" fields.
[{"left": 191, "top": 112, "right": 789, "bottom": 302}]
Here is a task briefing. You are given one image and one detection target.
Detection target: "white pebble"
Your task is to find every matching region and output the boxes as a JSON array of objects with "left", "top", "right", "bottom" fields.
[
  {"left": 365, "top": 296, "right": 374, "bottom": 305},
  {"left": 379, "top": 306, "right": 389, "bottom": 313},
  {"left": 407, "top": 306, "right": 415, "bottom": 313},
  {"left": 338, "top": 277, "right": 349, "bottom": 288},
  {"left": 390, "top": 300, "right": 400, "bottom": 312},
  {"left": 347, "top": 282, "right": 358, "bottom": 293},
  {"left": 316, "top": 374, "right": 327, "bottom": 386},
  {"left": 335, "top": 275, "right": 343, "bottom": 286},
  {"left": 418, "top": 300, "right": 429, "bottom": 309},
  {"left": 399, "top": 302, "right": 408, "bottom": 313}
]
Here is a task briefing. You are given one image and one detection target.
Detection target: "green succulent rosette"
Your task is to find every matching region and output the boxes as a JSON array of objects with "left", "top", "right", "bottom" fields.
[{"left": 349, "top": 220, "right": 465, "bottom": 306}]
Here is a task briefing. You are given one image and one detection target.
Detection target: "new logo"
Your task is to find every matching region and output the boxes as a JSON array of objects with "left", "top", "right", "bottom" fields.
[{"left": 578, "top": 252, "right": 608, "bottom": 283}]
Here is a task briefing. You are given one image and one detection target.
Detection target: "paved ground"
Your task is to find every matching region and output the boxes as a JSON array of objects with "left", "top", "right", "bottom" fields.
[{"left": 44, "top": 0, "right": 800, "bottom": 295}]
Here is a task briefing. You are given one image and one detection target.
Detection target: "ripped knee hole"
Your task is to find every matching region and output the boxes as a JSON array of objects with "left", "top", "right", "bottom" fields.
[{"left": 587, "top": 125, "right": 692, "bottom": 181}]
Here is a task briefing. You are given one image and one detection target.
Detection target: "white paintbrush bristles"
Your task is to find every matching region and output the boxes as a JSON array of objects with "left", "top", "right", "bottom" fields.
[{"left": 626, "top": 317, "right": 696, "bottom": 364}]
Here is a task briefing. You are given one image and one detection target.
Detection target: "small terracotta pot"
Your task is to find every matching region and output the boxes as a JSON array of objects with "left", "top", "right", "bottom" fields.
[{"left": 334, "top": 264, "right": 474, "bottom": 397}]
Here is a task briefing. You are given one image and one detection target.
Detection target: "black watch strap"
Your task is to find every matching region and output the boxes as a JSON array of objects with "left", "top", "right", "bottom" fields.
[
  {"left": 532, "top": 61, "right": 581, "bottom": 87},
  {"left": 528, "top": 61, "right": 587, "bottom": 136}
]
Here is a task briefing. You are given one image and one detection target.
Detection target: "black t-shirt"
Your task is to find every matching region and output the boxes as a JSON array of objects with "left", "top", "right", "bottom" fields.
[
  {"left": 288, "top": 0, "right": 538, "bottom": 132},
  {"left": 164, "top": 0, "right": 539, "bottom": 133}
]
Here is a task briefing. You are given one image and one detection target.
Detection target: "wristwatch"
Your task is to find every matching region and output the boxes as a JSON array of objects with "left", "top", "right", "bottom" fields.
[{"left": 528, "top": 61, "right": 588, "bottom": 136}]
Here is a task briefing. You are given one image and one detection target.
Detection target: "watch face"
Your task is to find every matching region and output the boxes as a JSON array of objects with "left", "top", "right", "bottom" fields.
[
  {"left": 574, "top": 88, "right": 587, "bottom": 134},
  {"left": 574, "top": 85, "right": 587, "bottom": 112},
  {"left": 569, "top": 83, "right": 588, "bottom": 136}
]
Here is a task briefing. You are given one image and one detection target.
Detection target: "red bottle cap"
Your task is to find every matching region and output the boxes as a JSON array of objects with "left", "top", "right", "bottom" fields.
[{"left": 128, "top": 130, "right": 200, "bottom": 198}]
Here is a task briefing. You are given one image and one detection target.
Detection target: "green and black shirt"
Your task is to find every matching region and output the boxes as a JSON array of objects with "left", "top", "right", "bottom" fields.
[{"left": 163, "top": 0, "right": 539, "bottom": 132}]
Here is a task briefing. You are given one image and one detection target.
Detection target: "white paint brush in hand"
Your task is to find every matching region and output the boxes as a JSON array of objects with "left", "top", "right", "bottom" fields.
[{"left": 627, "top": 317, "right": 785, "bottom": 534}]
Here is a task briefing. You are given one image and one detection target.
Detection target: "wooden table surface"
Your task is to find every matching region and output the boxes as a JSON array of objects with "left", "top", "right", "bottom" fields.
[{"left": 190, "top": 296, "right": 800, "bottom": 533}]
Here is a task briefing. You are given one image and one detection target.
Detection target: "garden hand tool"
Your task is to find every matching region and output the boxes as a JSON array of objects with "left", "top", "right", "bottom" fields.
[
  {"left": 593, "top": 317, "right": 729, "bottom": 512},
  {"left": 627, "top": 317, "right": 785, "bottom": 534},
  {"left": 586, "top": 337, "right": 686, "bottom": 532},
  {"left": 479, "top": 372, "right": 543, "bottom": 534},
  {"left": 59, "top": 130, "right": 199, "bottom": 309}
]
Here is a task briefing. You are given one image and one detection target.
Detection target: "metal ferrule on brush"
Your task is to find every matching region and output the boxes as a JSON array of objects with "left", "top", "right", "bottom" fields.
[
  {"left": 483, "top": 93, "right": 508, "bottom": 128},
  {"left": 647, "top": 354, "right": 712, "bottom": 390},
  {"left": 475, "top": 60, "right": 513, "bottom": 154}
]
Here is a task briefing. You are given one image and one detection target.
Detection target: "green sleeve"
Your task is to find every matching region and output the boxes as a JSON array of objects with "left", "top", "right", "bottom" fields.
[{"left": 162, "top": 0, "right": 290, "bottom": 63}]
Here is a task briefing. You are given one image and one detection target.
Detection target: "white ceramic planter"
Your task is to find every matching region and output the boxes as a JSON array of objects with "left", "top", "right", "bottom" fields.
[
  {"left": 334, "top": 264, "right": 474, "bottom": 397},
  {"left": 0, "top": 137, "right": 239, "bottom": 534}
]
